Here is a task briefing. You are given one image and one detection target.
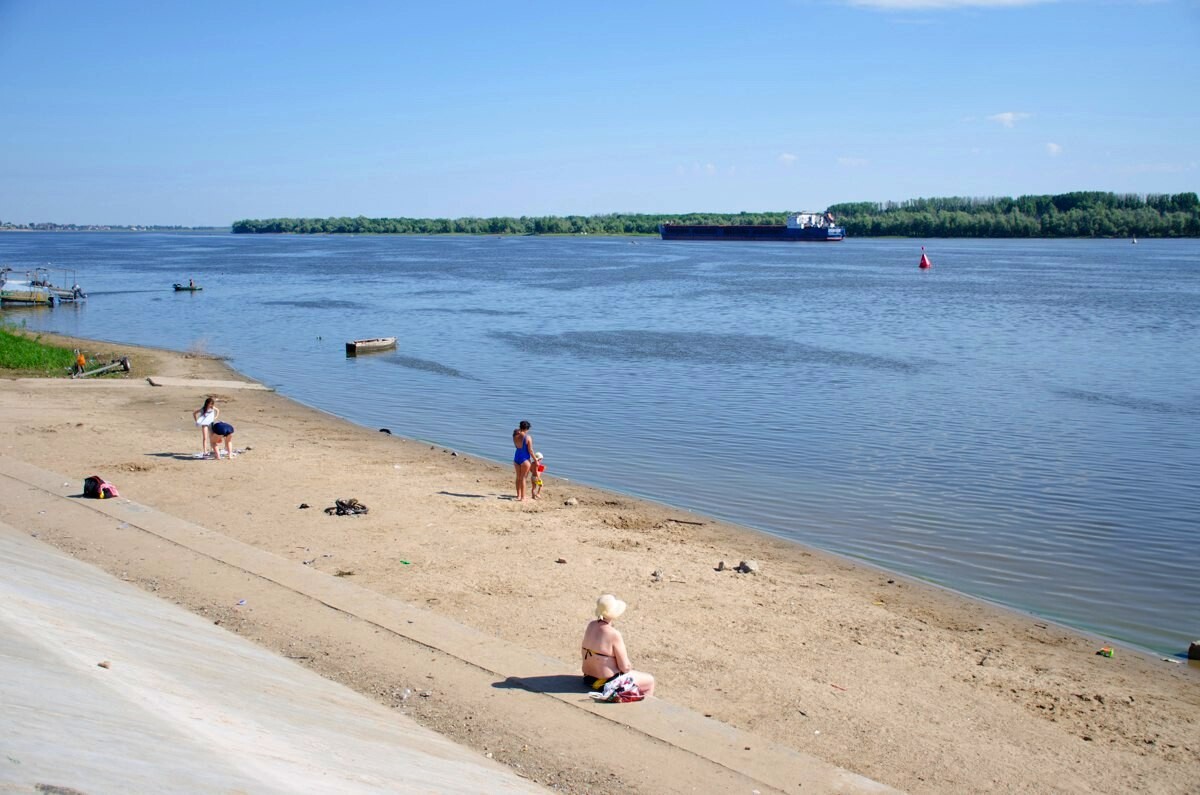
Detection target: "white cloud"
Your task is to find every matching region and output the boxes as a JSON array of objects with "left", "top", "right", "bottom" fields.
[
  {"left": 1045, "top": 142, "right": 1062, "bottom": 156},
  {"left": 779, "top": 153, "right": 798, "bottom": 167},
  {"left": 837, "top": 156, "right": 869, "bottom": 167},
  {"left": 846, "top": 0, "right": 1053, "bottom": 8},
  {"left": 988, "top": 111, "right": 1031, "bottom": 128}
]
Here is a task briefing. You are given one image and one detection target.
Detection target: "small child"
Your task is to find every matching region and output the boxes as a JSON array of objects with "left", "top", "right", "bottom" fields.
[{"left": 531, "top": 452, "right": 545, "bottom": 499}]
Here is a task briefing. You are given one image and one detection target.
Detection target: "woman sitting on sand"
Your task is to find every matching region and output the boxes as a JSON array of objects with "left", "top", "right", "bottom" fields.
[{"left": 581, "top": 594, "right": 655, "bottom": 696}]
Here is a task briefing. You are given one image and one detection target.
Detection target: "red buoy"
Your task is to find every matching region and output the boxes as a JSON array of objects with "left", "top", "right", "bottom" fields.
[{"left": 918, "top": 246, "right": 932, "bottom": 269}]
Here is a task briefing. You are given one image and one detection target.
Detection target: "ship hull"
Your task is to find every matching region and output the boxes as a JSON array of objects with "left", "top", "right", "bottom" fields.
[{"left": 659, "top": 224, "right": 844, "bottom": 242}]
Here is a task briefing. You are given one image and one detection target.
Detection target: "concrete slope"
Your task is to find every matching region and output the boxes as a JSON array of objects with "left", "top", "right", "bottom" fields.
[{"left": 0, "top": 524, "right": 544, "bottom": 795}]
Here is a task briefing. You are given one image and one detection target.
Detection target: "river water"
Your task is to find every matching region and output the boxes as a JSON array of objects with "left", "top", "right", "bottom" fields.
[{"left": 3, "top": 232, "right": 1197, "bottom": 656}]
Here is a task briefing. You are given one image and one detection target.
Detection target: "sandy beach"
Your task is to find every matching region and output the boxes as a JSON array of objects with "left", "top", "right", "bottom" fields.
[{"left": 1, "top": 332, "right": 1196, "bottom": 794}]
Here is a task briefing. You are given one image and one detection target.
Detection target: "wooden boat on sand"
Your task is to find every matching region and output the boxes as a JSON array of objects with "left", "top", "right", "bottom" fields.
[{"left": 346, "top": 337, "right": 397, "bottom": 356}]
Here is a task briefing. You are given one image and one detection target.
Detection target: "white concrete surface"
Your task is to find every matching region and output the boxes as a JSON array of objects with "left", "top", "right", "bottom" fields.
[{"left": 0, "top": 524, "right": 543, "bottom": 794}]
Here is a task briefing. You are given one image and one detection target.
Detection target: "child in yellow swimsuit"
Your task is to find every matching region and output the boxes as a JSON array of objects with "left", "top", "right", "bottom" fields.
[{"left": 531, "top": 452, "right": 545, "bottom": 499}]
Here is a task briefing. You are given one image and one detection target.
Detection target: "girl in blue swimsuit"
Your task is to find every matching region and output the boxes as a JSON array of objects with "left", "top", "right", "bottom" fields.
[{"left": 513, "top": 420, "right": 534, "bottom": 501}]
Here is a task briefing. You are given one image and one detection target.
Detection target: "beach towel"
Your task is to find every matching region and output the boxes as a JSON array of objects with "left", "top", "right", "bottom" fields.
[{"left": 589, "top": 673, "right": 644, "bottom": 703}]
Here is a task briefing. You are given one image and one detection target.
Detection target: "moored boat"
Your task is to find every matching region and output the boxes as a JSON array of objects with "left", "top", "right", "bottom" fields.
[
  {"left": 34, "top": 267, "right": 86, "bottom": 302},
  {"left": 659, "top": 211, "right": 845, "bottom": 242},
  {"left": 173, "top": 282, "right": 203, "bottom": 291},
  {"left": 346, "top": 337, "right": 397, "bottom": 356},
  {"left": 1, "top": 268, "right": 56, "bottom": 306}
]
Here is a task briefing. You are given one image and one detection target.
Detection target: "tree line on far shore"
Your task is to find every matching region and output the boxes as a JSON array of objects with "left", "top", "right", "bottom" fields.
[{"left": 231, "top": 191, "right": 1200, "bottom": 237}]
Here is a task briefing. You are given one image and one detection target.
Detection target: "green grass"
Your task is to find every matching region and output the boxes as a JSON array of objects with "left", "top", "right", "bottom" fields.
[{"left": 0, "top": 325, "right": 77, "bottom": 375}]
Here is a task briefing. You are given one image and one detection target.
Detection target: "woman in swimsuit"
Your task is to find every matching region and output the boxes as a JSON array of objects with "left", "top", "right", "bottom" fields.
[
  {"left": 512, "top": 420, "right": 535, "bottom": 502},
  {"left": 580, "top": 594, "right": 655, "bottom": 696}
]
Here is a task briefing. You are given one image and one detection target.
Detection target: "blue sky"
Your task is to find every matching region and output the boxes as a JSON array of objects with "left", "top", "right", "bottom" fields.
[{"left": 1, "top": 0, "right": 1197, "bottom": 226}]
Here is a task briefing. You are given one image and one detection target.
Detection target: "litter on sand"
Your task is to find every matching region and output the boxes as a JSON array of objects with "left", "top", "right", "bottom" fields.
[{"left": 325, "top": 498, "right": 369, "bottom": 516}]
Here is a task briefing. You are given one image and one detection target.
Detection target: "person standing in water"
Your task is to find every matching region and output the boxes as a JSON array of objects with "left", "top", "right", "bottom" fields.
[{"left": 512, "top": 420, "right": 535, "bottom": 501}]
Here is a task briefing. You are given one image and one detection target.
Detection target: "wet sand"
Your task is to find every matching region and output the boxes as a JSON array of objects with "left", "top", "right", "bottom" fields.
[{"left": 1, "top": 332, "right": 1196, "bottom": 793}]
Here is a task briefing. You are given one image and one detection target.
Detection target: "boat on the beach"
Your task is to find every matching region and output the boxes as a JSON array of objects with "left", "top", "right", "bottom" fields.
[
  {"left": 173, "top": 283, "right": 203, "bottom": 292},
  {"left": 0, "top": 268, "right": 56, "bottom": 306},
  {"left": 659, "top": 211, "right": 845, "bottom": 242},
  {"left": 346, "top": 337, "right": 397, "bottom": 356}
]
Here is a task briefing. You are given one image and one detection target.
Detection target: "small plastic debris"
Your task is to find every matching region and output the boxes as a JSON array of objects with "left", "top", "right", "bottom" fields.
[
  {"left": 324, "top": 497, "right": 368, "bottom": 516},
  {"left": 236, "top": 599, "right": 246, "bottom": 606},
  {"left": 1098, "top": 647, "right": 1114, "bottom": 657},
  {"left": 400, "top": 560, "right": 411, "bottom": 565}
]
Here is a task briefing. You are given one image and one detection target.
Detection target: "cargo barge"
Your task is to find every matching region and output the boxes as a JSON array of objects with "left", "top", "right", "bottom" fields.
[{"left": 659, "top": 211, "right": 845, "bottom": 242}]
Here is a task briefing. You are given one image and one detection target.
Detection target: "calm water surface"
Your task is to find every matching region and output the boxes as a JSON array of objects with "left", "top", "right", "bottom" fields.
[{"left": 4, "top": 232, "right": 1198, "bottom": 656}]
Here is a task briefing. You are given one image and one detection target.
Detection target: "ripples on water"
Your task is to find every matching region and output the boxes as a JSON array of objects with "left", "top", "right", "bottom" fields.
[{"left": 3, "top": 232, "right": 1198, "bottom": 656}]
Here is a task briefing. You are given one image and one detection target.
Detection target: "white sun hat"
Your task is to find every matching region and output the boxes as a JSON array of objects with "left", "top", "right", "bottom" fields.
[{"left": 595, "top": 594, "right": 627, "bottom": 621}]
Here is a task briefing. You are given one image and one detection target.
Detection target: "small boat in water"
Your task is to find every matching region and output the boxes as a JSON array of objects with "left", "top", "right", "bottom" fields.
[
  {"left": 173, "top": 282, "right": 203, "bottom": 291},
  {"left": 346, "top": 337, "right": 397, "bottom": 356}
]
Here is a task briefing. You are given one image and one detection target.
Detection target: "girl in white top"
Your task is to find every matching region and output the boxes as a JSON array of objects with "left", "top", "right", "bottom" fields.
[{"left": 193, "top": 397, "right": 218, "bottom": 456}]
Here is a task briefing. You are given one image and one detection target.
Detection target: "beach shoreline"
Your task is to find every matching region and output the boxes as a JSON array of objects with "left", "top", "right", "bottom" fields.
[{"left": 2, "top": 331, "right": 1197, "bottom": 793}]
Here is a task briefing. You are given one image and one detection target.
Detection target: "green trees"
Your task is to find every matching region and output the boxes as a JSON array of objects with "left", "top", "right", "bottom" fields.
[
  {"left": 230, "top": 192, "right": 1199, "bottom": 237},
  {"left": 827, "top": 192, "right": 1199, "bottom": 238}
]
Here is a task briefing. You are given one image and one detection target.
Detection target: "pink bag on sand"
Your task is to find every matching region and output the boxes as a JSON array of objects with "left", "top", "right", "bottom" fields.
[{"left": 83, "top": 475, "right": 120, "bottom": 499}]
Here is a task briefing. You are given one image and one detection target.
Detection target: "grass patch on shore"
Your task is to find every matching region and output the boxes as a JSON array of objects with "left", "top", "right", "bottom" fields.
[{"left": 0, "top": 325, "right": 77, "bottom": 376}]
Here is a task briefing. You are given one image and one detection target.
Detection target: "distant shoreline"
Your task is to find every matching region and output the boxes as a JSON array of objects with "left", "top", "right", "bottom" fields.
[{"left": 0, "top": 227, "right": 229, "bottom": 233}]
